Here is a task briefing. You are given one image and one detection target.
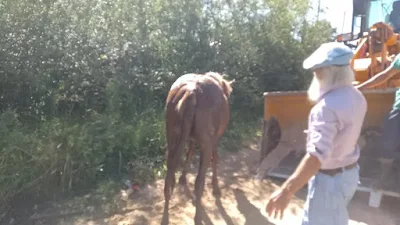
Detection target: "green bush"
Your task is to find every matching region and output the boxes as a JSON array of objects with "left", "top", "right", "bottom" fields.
[{"left": 0, "top": 109, "right": 166, "bottom": 210}]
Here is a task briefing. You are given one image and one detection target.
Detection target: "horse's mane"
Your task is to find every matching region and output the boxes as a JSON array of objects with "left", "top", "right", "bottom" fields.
[{"left": 204, "top": 72, "right": 235, "bottom": 97}]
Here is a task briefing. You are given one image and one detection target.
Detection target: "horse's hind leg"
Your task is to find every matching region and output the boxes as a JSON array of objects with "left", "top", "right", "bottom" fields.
[
  {"left": 194, "top": 137, "right": 212, "bottom": 225},
  {"left": 179, "top": 140, "right": 195, "bottom": 185},
  {"left": 211, "top": 141, "right": 221, "bottom": 197},
  {"left": 162, "top": 154, "right": 179, "bottom": 225}
]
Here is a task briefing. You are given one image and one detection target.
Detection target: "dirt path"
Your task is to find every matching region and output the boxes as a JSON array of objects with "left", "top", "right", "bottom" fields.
[{"left": 30, "top": 143, "right": 400, "bottom": 225}]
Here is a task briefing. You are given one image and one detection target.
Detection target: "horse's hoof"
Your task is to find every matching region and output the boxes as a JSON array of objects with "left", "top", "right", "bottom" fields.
[
  {"left": 161, "top": 215, "right": 169, "bottom": 225},
  {"left": 194, "top": 215, "right": 202, "bottom": 225},
  {"left": 179, "top": 176, "right": 187, "bottom": 185},
  {"left": 212, "top": 187, "right": 221, "bottom": 197}
]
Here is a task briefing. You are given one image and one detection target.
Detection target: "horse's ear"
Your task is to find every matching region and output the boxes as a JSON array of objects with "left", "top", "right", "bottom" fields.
[{"left": 228, "top": 79, "right": 236, "bottom": 85}]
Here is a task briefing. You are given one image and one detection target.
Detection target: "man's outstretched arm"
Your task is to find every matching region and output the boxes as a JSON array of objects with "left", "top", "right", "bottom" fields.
[
  {"left": 280, "top": 153, "right": 321, "bottom": 196},
  {"left": 356, "top": 64, "right": 398, "bottom": 89},
  {"left": 265, "top": 105, "right": 338, "bottom": 219}
]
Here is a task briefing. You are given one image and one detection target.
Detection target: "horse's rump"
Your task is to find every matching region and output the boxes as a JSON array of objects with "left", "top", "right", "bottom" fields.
[{"left": 165, "top": 83, "right": 197, "bottom": 161}]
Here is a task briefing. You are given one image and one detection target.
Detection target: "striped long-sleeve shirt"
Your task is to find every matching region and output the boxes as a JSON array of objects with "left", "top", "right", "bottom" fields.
[{"left": 306, "top": 85, "right": 367, "bottom": 170}]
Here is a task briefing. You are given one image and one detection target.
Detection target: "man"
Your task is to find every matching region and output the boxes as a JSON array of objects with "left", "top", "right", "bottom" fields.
[
  {"left": 356, "top": 54, "right": 400, "bottom": 155},
  {"left": 356, "top": 53, "right": 400, "bottom": 188},
  {"left": 265, "top": 42, "right": 367, "bottom": 225},
  {"left": 389, "top": 1, "right": 400, "bottom": 32}
]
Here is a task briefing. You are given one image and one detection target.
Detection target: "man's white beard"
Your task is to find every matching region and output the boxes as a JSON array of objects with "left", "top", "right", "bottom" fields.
[
  {"left": 307, "top": 75, "right": 324, "bottom": 103},
  {"left": 307, "top": 66, "right": 354, "bottom": 103}
]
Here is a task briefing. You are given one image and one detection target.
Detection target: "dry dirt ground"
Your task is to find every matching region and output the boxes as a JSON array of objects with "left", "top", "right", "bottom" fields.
[{"left": 29, "top": 143, "right": 400, "bottom": 225}]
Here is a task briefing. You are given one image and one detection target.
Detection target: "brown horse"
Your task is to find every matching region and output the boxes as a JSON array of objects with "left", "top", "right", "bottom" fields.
[{"left": 161, "top": 72, "right": 234, "bottom": 225}]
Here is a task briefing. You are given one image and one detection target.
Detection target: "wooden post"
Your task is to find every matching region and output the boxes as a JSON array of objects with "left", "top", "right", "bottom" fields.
[
  {"left": 256, "top": 116, "right": 284, "bottom": 180},
  {"left": 258, "top": 116, "right": 281, "bottom": 164},
  {"left": 259, "top": 120, "right": 270, "bottom": 164}
]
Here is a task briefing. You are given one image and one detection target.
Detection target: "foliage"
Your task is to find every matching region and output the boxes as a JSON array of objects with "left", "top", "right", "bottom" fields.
[{"left": 0, "top": 0, "right": 334, "bottom": 215}]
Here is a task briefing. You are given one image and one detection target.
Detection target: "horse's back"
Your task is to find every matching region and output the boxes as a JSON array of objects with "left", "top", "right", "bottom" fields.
[
  {"left": 168, "top": 73, "right": 226, "bottom": 107},
  {"left": 166, "top": 72, "right": 231, "bottom": 138},
  {"left": 169, "top": 73, "right": 199, "bottom": 91}
]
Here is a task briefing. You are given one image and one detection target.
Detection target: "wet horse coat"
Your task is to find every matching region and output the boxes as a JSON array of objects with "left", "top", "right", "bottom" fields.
[{"left": 162, "top": 72, "right": 234, "bottom": 225}]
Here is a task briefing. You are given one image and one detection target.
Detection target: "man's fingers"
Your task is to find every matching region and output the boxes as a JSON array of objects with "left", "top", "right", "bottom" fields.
[
  {"left": 271, "top": 208, "right": 277, "bottom": 219},
  {"left": 275, "top": 208, "right": 282, "bottom": 220},
  {"left": 269, "top": 207, "right": 284, "bottom": 220},
  {"left": 266, "top": 199, "right": 286, "bottom": 220},
  {"left": 272, "top": 209, "right": 278, "bottom": 220},
  {"left": 267, "top": 206, "right": 274, "bottom": 217},
  {"left": 279, "top": 208, "right": 284, "bottom": 220},
  {"left": 265, "top": 200, "right": 273, "bottom": 216}
]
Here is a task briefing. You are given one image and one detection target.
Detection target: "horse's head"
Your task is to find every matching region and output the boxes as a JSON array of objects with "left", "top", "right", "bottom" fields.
[{"left": 204, "top": 72, "right": 235, "bottom": 98}]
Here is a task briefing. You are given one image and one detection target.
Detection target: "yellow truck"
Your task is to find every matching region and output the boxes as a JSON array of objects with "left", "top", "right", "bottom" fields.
[{"left": 257, "top": 0, "right": 400, "bottom": 208}]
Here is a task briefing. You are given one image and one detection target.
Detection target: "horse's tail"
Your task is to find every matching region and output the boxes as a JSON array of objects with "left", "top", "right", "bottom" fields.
[{"left": 167, "top": 88, "right": 197, "bottom": 167}]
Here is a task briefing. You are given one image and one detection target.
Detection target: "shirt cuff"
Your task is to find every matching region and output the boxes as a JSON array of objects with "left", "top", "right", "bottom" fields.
[{"left": 307, "top": 145, "right": 326, "bottom": 165}]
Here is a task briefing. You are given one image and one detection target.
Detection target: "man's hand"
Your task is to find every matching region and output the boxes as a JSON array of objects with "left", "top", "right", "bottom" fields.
[
  {"left": 265, "top": 188, "right": 293, "bottom": 220},
  {"left": 264, "top": 153, "right": 321, "bottom": 220}
]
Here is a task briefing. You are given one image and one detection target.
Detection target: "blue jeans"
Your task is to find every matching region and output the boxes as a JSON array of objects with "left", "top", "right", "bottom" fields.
[{"left": 301, "top": 164, "right": 359, "bottom": 225}]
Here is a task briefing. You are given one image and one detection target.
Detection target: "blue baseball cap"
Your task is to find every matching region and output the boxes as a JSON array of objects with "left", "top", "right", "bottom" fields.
[{"left": 303, "top": 42, "right": 354, "bottom": 70}]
